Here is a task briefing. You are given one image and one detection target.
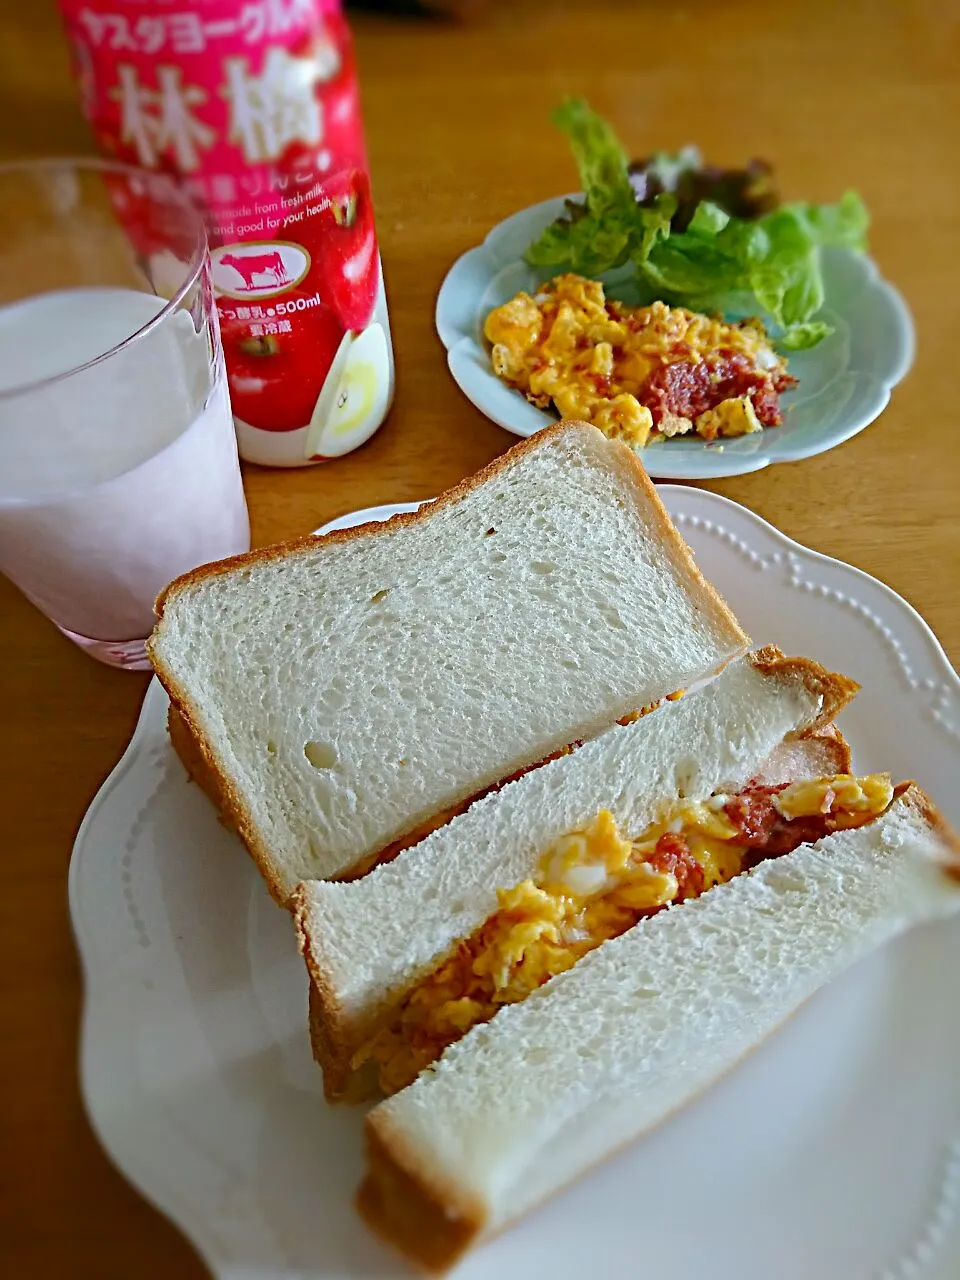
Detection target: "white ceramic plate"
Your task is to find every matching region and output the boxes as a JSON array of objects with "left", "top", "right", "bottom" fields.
[
  {"left": 435, "top": 196, "right": 914, "bottom": 479},
  {"left": 72, "top": 490, "right": 960, "bottom": 1280}
]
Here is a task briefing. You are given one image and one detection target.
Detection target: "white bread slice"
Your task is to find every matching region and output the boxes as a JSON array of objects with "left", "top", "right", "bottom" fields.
[
  {"left": 148, "top": 422, "right": 747, "bottom": 903},
  {"left": 359, "top": 785, "right": 960, "bottom": 1274},
  {"left": 294, "top": 647, "right": 858, "bottom": 1100}
]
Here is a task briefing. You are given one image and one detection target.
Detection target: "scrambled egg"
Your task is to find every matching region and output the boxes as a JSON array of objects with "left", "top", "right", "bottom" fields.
[
  {"left": 356, "top": 774, "right": 893, "bottom": 1095},
  {"left": 484, "top": 273, "right": 792, "bottom": 447},
  {"left": 694, "top": 396, "right": 762, "bottom": 440},
  {"left": 774, "top": 774, "right": 894, "bottom": 825}
]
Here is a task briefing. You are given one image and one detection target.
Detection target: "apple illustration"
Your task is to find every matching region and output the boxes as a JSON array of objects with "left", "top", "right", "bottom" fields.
[
  {"left": 220, "top": 294, "right": 345, "bottom": 433},
  {"left": 287, "top": 168, "right": 379, "bottom": 333},
  {"left": 304, "top": 322, "right": 392, "bottom": 458}
]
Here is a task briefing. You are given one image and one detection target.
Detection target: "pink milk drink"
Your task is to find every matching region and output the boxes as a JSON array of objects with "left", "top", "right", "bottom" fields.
[{"left": 58, "top": 0, "right": 394, "bottom": 467}]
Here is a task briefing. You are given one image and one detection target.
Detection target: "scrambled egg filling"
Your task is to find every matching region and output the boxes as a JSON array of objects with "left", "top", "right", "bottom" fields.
[
  {"left": 774, "top": 774, "right": 893, "bottom": 824},
  {"left": 356, "top": 774, "right": 894, "bottom": 1095},
  {"left": 484, "top": 273, "right": 794, "bottom": 447}
]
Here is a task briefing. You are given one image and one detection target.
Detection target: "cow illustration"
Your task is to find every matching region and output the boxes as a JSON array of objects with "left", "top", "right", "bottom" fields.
[{"left": 220, "top": 250, "right": 289, "bottom": 291}]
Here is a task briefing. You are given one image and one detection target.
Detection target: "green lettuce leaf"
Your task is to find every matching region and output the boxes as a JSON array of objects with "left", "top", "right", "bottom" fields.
[
  {"left": 552, "top": 98, "right": 635, "bottom": 214},
  {"left": 747, "top": 207, "right": 825, "bottom": 327},
  {"left": 525, "top": 203, "right": 635, "bottom": 274},
  {"left": 685, "top": 201, "right": 730, "bottom": 236},
  {"left": 778, "top": 320, "right": 833, "bottom": 350},
  {"left": 794, "top": 190, "right": 870, "bottom": 250},
  {"left": 526, "top": 98, "right": 642, "bottom": 275},
  {"left": 524, "top": 99, "right": 869, "bottom": 349}
]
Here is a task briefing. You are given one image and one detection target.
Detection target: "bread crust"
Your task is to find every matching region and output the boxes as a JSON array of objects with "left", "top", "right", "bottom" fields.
[
  {"left": 293, "top": 886, "right": 382, "bottom": 1102},
  {"left": 358, "top": 1108, "right": 488, "bottom": 1274},
  {"left": 356, "top": 784, "right": 960, "bottom": 1273},
  {"left": 148, "top": 420, "right": 748, "bottom": 903},
  {"left": 894, "top": 782, "right": 960, "bottom": 878},
  {"left": 746, "top": 644, "right": 860, "bottom": 732},
  {"left": 167, "top": 706, "right": 292, "bottom": 905},
  {"left": 752, "top": 721, "right": 851, "bottom": 786},
  {"left": 167, "top": 707, "right": 219, "bottom": 808}
]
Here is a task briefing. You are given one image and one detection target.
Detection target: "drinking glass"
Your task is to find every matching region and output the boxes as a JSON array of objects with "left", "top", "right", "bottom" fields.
[{"left": 0, "top": 158, "right": 250, "bottom": 670}]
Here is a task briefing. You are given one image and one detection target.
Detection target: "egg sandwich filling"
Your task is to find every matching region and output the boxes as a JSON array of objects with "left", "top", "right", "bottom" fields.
[{"left": 354, "top": 773, "right": 894, "bottom": 1095}]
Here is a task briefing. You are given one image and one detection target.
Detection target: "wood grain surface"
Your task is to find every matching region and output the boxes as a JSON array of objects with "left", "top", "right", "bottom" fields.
[{"left": 0, "top": 0, "right": 957, "bottom": 1274}]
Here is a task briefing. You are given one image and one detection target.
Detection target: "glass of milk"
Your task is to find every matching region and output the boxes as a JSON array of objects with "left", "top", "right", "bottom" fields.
[{"left": 0, "top": 159, "right": 251, "bottom": 670}]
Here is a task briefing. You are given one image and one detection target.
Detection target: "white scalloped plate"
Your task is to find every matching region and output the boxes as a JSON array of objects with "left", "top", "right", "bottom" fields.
[
  {"left": 435, "top": 196, "right": 914, "bottom": 479},
  {"left": 71, "top": 489, "right": 960, "bottom": 1280}
]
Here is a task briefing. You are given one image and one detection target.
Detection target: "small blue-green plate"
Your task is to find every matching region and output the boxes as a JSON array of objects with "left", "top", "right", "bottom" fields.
[{"left": 435, "top": 195, "right": 914, "bottom": 480}]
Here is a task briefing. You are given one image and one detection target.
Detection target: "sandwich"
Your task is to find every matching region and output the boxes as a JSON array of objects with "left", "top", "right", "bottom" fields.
[
  {"left": 294, "top": 647, "right": 865, "bottom": 1102},
  {"left": 147, "top": 421, "right": 748, "bottom": 903},
  {"left": 357, "top": 776, "right": 960, "bottom": 1273}
]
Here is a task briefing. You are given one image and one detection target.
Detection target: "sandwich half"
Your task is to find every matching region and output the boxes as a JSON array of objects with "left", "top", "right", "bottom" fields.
[
  {"left": 357, "top": 787, "right": 960, "bottom": 1274},
  {"left": 295, "top": 647, "right": 860, "bottom": 1101},
  {"left": 148, "top": 421, "right": 747, "bottom": 903}
]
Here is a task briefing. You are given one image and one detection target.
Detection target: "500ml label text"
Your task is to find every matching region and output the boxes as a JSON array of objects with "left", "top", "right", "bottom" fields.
[{"left": 274, "top": 293, "right": 323, "bottom": 314}]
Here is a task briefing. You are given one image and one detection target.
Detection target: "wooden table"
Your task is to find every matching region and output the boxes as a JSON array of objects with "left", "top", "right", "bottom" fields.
[{"left": 1, "top": 0, "right": 957, "bottom": 1274}]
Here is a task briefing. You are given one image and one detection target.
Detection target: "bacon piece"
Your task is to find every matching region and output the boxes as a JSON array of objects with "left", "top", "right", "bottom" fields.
[
  {"left": 724, "top": 785, "right": 830, "bottom": 859},
  {"left": 641, "top": 353, "right": 796, "bottom": 428},
  {"left": 647, "top": 832, "right": 705, "bottom": 901}
]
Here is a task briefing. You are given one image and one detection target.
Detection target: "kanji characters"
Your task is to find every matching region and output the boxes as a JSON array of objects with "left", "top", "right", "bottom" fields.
[
  {"left": 222, "top": 48, "right": 322, "bottom": 164},
  {"left": 112, "top": 64, "right": 215, "bottom": 171}
]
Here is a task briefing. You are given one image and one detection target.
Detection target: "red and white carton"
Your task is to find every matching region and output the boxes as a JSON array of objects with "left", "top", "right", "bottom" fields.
[{"left": 58, "top": 0, "right": 394, "bottom": 466}]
